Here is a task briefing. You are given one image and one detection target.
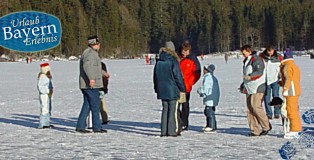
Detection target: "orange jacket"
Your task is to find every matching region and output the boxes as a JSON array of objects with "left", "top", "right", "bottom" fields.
[
  {"left": 180, "top": 55, "right": 201, "bottom": 93},
  {"left": 279, "top": 59, "right": 301, "bottom": 97}
]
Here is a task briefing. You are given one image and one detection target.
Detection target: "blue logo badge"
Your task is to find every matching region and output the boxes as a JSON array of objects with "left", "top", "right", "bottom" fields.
[
  {"left": 0, "top": 11, "right": 62, "bottom": 52},
  {"left": 279, "top": 141, "right": 297, "bottom": 159},
  {"left": 278, "top": 110, "right": 314, "bottom": 159},
  {"left": 302, "top": 109, "right": 314, "bottom": 124},
  {"left": 298, "top": 131, "right": 314, "bottom": 148}
]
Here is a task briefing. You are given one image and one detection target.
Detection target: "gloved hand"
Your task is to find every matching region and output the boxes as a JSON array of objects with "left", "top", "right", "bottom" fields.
[
  {"left": 283, "top": 89, "right": 288, "bottom": 96},
  {"left": 243, "top": 75, "right": 251, "bottom": 80},
  {"left": 197, "top": 88, "right": 204, "bottom": 97},
  {"left": 238, "top": 83, "right": 247, "bottom": 94},
  {"left": 48, "top": 90, "right": 53, "bottom": 97},
  {"left": 99, "top": 91, "right": 105, "bottom": 99},
  {"left": 277, "top": 81, "right": 283, "bottom": 86}
]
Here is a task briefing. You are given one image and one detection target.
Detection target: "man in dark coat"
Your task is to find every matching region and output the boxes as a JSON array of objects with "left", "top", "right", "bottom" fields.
[{"left": 153, "top": 41, "right": 186, "bottom": 137}]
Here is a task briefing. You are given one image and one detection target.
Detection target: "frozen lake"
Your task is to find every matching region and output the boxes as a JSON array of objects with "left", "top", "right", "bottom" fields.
[{"left": 0, "top": 56, "right": 313, "bottom": 159}]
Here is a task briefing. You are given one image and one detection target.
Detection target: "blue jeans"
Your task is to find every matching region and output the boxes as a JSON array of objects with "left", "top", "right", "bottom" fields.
[
  {"left": 76, "top": 89, "right": 102, "bottom": 131},
  {"left": 204, "top": 106, "right": 217, "bottom": 130},
  {"left": 264, "top": 81, "right": 280, "bottom": 117}
]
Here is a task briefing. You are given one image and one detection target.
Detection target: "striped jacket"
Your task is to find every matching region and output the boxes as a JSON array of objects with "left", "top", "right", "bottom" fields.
[
  {"left": 279, "top": 59, "right": 301, "bottom": 96},
  {"left": 243, "top": 54, "right": 266, "bottom": 94}
]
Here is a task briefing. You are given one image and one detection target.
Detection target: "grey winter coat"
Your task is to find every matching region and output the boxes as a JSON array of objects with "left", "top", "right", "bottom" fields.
[{"left": 79, "top": 47, "right": 103, "bottom": 89}]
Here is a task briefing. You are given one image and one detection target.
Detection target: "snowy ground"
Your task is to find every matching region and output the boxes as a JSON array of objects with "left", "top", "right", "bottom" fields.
[{"left": 0, "top": 56, "right": 313, "bottom": 159}]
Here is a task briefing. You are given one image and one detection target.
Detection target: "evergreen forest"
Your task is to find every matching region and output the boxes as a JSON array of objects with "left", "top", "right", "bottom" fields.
[{"left": 1, "top": 0, "right": 314, "bottom": 58}]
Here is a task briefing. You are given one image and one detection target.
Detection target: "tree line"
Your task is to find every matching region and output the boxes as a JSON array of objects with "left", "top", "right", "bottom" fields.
[{"left": 1, "top": 0, "right": 314, "bottom": 58}]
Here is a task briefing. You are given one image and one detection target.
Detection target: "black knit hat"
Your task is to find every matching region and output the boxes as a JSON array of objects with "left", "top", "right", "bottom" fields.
[{"left": 88, "top": 35, "right": 99, "bottom": 45}]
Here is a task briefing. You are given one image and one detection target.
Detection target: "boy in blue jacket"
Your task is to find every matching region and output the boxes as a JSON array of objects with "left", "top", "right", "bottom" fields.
[{"left": 197, "top": 64, "right": 220, "bottom": 133}]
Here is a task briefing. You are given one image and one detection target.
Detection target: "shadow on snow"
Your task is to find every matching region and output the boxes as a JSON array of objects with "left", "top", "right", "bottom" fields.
[
  {"left": 0, "top": 114, "right": 161, "bottom": 136},
  {"left": 0, "top": 114, "right": 254, "bottom": 137}
]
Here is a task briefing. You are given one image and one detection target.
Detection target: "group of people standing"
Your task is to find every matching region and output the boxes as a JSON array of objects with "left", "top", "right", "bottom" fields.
[
  {"left": 240, "top": 45, "right": 302, "bottom": 139},
  {"left": 153, "top": 40, "right": 220, "bottom": 137},
  {"left": 36, "top": 36, "right": 302, "bottom": 139},
  {"left": 153, "top": 41, "right": 302, "bottom": 139}
]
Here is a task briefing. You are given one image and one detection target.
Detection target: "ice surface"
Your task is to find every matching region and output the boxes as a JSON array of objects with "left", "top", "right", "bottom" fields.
[{"left": 0, "top": 56, "right": 313, "bottom": 159}]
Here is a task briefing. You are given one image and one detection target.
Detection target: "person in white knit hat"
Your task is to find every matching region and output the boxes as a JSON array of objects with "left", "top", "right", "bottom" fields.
[{"left": 37, "top": 63, "right": 54, "bottom": 129}]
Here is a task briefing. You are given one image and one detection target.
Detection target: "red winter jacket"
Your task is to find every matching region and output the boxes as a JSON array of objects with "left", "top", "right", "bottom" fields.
[{"left": 180, "top": 55, "right": 201, "bottom": 93}]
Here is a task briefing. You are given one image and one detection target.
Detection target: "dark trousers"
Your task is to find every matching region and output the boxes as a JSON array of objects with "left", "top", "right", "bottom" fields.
[
  {"left": 204, "top": 106, "right": 217, "bottom": 130},
  {"left": 180, "top": 93, "right": 190, "bottom": 127},
  {"left": 161, "top": 100, "right": 180, "bottom": 136}
]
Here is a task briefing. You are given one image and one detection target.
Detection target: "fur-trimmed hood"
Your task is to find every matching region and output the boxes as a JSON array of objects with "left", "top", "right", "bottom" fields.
[{"left": 158, "top": 47, "right": 180, "bottom": 61}]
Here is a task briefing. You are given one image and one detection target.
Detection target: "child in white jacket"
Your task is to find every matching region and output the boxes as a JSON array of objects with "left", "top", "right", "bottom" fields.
[
  {"left": 37, "top": 63, "right": 53, "bottom": 129},
  {"left": 197, "top": 64, "right": 220, "bottom": 133}
]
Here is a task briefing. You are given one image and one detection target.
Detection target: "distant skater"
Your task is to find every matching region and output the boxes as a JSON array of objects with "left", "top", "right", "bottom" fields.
[{"left": 224, "top": 53, "right": 229, "bottom": 64}]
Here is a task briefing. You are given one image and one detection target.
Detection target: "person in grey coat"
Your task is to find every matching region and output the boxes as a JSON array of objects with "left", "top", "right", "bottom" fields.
[
  {"left": 76, "top": 35, "right": 107, "bottom": 133},
  {"left": 153, "top": 41, "right": 186, "bottom": 137},
  {"left": 241, "top": 45, "right": 271, "bottom": 137}
]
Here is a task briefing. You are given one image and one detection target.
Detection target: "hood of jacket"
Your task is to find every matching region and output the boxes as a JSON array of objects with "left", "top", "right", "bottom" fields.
[
  {"left": 158, "top": 47, "right": 180, "bottom": 61},
  {"left": 281, "top": 58, "right": 294, "bottom": 65},
  {"left": 260, "top": 50, "right": 280, "bottom": 59}
]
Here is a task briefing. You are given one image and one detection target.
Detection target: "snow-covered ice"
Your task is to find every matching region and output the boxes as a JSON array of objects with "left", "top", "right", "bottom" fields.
[{"left": 0, "top": 56, "right": 313, "bottom": 159}]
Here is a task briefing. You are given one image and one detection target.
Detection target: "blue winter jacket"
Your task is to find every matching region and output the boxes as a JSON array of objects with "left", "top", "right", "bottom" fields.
[
  {"left": 153, "top": 48, "right": 186, "bottom": 100},
  {"left": 197, "top": 72, "right": 220, "bottom": 106}
]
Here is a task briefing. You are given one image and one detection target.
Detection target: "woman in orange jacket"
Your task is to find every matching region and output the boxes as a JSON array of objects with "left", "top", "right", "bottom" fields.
[{"left": 279, "top": 50, "right": 302, "bottom": 139}]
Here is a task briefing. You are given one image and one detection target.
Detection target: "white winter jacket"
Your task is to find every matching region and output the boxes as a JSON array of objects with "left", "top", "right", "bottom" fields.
[{"left": 197, "top": 72, "right": 220, "bottom": 106}]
